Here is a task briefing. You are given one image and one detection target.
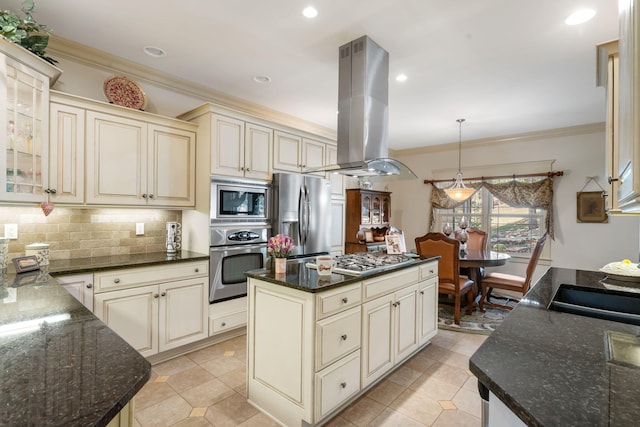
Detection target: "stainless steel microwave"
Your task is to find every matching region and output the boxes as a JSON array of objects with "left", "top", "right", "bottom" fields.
[{"left": 210, "top": 177, "right": 270, "bottom": 224}]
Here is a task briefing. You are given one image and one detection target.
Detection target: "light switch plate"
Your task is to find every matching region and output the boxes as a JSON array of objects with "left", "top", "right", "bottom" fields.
[
  {"left": 136, "top": 223, "right": 144, "bottom": 235},
  {"left": 4, "top": 224, "right": 17, "bottom": 239}
]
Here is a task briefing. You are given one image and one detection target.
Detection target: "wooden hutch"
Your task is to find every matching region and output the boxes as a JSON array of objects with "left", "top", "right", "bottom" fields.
[{"left": 345, "top": 189, "right": 391, "bottom": 253}]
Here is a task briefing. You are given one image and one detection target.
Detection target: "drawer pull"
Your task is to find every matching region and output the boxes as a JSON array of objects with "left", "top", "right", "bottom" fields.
[
  {"left": 195, "top": 268, "right": 199, "bottom": 273},
  {"left": 221, "top": 322, "right": 226, "bottom": 327},
  {"left": 114, "top": 278, "right": 120, "bottom": 284},
  {"left": 86, "top": 283, "right": 93, "bottom": 289},
  {"left": 340, "top": 382, "right": 347, "bottom": 389},
  {"left": 342, "top": 297, "right": 348, "bottom": 304},
  {"left": 341, "top": 334, "right": 347, "bottom": 341},
  {"left": 430, "top": 269, "right": 434, "bottom": 274}
]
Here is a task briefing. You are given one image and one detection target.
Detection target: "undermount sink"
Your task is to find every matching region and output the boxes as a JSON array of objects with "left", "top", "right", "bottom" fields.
[{"left": 549, "top": 284, "right": 640, "bottom": 326}]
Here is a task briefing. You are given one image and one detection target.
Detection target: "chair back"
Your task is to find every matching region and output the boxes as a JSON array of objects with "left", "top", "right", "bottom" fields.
[
  {"left": 466, "top": 228, "right": 487, "bottom": 251},
  {"left": 415, "top": 233, "right": 461, "bottom": 284},
  {"left": 523, "top": 233, "right": 548, "bottom": 291}
]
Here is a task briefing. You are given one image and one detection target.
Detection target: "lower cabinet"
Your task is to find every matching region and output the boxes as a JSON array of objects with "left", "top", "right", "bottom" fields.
[
  {"left": 247, "top": 260, "right": 438, "bottom": 426},
  {"left": 209, "top": 296, "right": 247, "bottom": 336},
  {"left": 93, "top": 261, "right": 208, "bottom": 357},
  {"left": 57, "top": 273, "right": 94, "bottom": 311}
]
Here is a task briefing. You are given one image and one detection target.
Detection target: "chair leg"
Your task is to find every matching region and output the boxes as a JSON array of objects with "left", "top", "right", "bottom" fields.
[
  {"left": 465, "top": 291, "right": 474, "bottom": 314},
  {"left": 479, "top": 283, "right": 489, "bottom": 312},
  {"left": 453, "top": 295, "right": 461, "bottom": 325}
]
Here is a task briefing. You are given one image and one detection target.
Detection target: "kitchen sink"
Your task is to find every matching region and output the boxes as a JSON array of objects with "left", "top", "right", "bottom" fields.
[{"left": 549, "top": 284, "right": 640, "bottom": 326}]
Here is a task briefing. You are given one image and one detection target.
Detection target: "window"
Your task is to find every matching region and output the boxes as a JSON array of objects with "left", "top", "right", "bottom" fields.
[{"left": 435, "top": 178, "right": 546, "bottom": 258}]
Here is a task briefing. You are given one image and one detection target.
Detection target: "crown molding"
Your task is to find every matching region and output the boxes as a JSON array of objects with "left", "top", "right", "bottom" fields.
[
  {"left": 391, "top": 122, "right": 606, "bottom": 156},
  {"left": 47, "top": 35, "right": 337, "bottom": 140}
]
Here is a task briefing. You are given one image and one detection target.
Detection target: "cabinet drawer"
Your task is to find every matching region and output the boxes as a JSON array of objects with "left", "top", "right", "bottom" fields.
[
  {"left": 94, "top": 261, "right": 208, "bottom": 293},
  {"left": 210, "top": 310, "right": 247, "bottom": 335},
  {"left": 315, "top": 351, "right": 361, "bottom": 420},
  {"left": 419, "top": 261, "right": 438, "bottom": 281},
  {"left": 316, "top": 307, "right": 361, "bottom": 370},
  {"left": 363, "top": 267, "right": 419, "bottom": 300},
  {"left": 316, "top": 282, "right": 361, "bottom": 319}
]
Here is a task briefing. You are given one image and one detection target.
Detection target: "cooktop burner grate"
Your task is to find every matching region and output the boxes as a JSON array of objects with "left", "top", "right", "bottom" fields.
[{"left": 333, "top": 252, "right": 413, "bottom": 273}]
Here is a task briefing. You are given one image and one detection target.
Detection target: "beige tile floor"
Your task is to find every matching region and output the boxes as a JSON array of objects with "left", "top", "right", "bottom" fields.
[{"left": 133, "top": 330, "right": 487, "bottom": 427}]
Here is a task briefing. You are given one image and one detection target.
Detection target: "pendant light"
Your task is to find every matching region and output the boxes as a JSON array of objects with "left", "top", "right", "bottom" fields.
[{"left": 444, "top": 118, "right": 475, "bottom": 201}]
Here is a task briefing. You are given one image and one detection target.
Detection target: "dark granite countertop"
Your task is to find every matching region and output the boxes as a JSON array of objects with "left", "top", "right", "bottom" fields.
[
  {"left": 245, "top": 256, "right": 438, "bottom": 292},
  {"left": 0, "top": 270, "right": 151, "bottom": 426},
  {"left": 44, "top": 250, "right": 209, "bottom": 276},
  {"left": 469, "top": 267, "right": 640, "bottom": 426}
]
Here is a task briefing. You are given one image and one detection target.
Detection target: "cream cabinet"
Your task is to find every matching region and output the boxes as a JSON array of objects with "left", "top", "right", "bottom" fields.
[
  {"left": 48, "top": 99, "right": 85, "bottom": 203},
  {"left": 330, "top": 199, "right": 346, "bottom": 256},
  {"left": 209, "top": 296, "right": 247, "bottom": 336},
  {"left": 247, "top": 261, "right": 438, "bottom": 427},
  {"left": 603, "top": 1, "right": 640, "bottom": 213},
  {"left": 0, "top": 38, "right": 61, "bottom": 202},
  {"left": 93, "top": 261, "right": 208, "bottom": 357},
  {"left": 57, "top": 273, "right": 94, "bottom": 311},
  {"left": 418, "top": 263, "right": 438, "bottom": 345},
  {"left": 325, "top": 144, "right": 344, "bottom": 198},
  {"left": 210, "top": 114, "right": 272, "bottom": 180},
  {"left": 273, "top": 130, "right": 326, "bottom": 175},
  {"left": 86, "top": 110, "right": 196, "bottom": 207}
]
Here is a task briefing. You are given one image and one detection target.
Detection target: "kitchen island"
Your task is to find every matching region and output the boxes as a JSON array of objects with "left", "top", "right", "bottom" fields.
[
  {"left": 0, "top": 268, "right": 156, "bottom": 426},
  {"left": 245, "top": 255, "right": 439, "bottom": 427},
  {"left": 470, "top": 267, "right": 640, "bottom": 426}
]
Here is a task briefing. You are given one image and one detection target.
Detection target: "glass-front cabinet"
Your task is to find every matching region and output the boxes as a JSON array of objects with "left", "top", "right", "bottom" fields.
[{"left": 1, "top": 38, "right": 61, "bottom": 202}]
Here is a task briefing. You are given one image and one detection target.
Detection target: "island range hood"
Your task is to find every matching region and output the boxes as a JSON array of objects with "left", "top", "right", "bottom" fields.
[{"left": 305, "top": 35, "right": 417, "bottom": 181}]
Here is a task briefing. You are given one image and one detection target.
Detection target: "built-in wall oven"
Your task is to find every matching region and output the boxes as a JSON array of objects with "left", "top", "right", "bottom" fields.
[{"left": 209, "top": 176, "right": 271, "bottom": 304}]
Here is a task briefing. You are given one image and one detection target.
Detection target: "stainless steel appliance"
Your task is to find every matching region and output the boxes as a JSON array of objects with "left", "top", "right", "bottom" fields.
[
  {"left": 333, "top": 252, "right": 414, "bottom": 274},
  {"left": 210, "top": 176, "right": 270, "bottom": 224},
  {"left": 272, "top": 172, "right": 331, "bottom": 258},
  {"left": 209, "top": 226, "right": 268, "bottom": 303}
]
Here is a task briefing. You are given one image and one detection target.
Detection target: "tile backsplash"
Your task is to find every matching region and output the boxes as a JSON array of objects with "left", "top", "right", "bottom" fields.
[{"left": 0, "top": 206, "right": 181, "bottom": 261}]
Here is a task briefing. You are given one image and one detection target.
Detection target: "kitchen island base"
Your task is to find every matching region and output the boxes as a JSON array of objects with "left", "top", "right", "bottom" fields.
[{"left": 246, "top": 259, "right": 438, "bottom": 426}]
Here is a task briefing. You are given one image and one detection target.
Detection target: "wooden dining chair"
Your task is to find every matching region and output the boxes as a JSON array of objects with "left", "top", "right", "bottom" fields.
[
  {"left": 479, "top": 233, "right": 548, "bottom": 311},
  {"left": 466, "top": 228, "right": 487, "bottom": 251},
  {"left": 415, "top": 232, "right": 475, "bottom": 325}
]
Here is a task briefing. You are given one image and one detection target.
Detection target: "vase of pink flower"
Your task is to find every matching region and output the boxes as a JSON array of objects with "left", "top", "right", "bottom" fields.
[{"left": 268, "top": 234, "right": 294, "bottom": 274}]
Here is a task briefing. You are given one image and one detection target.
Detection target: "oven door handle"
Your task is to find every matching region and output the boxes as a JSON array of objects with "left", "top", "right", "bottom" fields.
[{"left": 210, "top": 243, "right": 267, "bottom": 252}]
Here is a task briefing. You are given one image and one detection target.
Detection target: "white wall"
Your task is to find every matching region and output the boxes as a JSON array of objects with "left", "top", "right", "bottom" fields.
[{"left": 391, "top": 129, "right": 639, "bottom": 273}]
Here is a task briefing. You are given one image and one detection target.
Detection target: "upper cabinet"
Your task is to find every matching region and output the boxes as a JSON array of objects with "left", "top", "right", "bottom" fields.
[
  {"left": 85, "top": 110, "right": 196, "bottom": 207},
  {"left": 604, "top": 1, "right": 640, "bottom": 213},
  {"left": 273, "top": 130, "right": 326, "bottom": 175},
  {"left": 49, "top": 99, "right": 85, "bottom": 203},
  {"left": 0, "top": 38, "right": 62, "bottom": 203},
  {"left": 210, "top": 114, "right": 272, "bottom": 180}
]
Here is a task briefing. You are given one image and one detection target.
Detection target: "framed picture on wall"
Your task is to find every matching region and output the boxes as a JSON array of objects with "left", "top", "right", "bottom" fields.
[{"left": 577, "top": 191, "right": 608, "bottom": 223}]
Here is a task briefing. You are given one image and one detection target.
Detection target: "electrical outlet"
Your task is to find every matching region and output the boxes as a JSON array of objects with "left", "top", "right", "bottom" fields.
[
  {"left": 136, "top": 223, "right": 144, "bottom": 235},
  {"left": 4, "top": 224, "right": 18, "bottom": 239}
]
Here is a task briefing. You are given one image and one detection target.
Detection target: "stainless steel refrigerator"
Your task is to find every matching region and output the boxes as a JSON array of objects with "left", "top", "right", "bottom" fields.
[{"left": 272, "top": 173, "right": 332, "bottom": 258}]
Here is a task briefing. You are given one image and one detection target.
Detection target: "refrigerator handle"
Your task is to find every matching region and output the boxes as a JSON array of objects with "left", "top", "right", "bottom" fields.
[
  {"left": 298, "top": 186, "right": 306, "bottom": 245},
  {"left": 303, "top": 185, "right": 310, "bottom": 242}
]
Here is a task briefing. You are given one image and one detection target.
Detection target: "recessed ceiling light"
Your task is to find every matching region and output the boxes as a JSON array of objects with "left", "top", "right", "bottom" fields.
[
  {"left": 253, "top": 75, "right": 272, "bottom": 84},
  {"left": 302, "top": 6, "right": 318, "bottom": 18},
  {"left": 143, "top": 46, "right": 167, "bottom": 57},
  {"left": 396, "top": 74, "right": 408, "bottom": 82},
  {"left": 565, "top": 9, "right": 596, "bottom": 25}
]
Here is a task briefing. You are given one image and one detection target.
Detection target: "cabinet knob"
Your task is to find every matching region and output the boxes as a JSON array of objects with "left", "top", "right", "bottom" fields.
[
  {"left": 149, "top": 194, "right": 155, "bottom": 199},
  {"left": 240, "top": 167, "right": 244, "bottom": 171},
  {"left": 608, "top": 176, "right": 619, "bottom": 184},
  {"left": 114, "top": 278, "right": 120, "bottom": 284},
  {"left": 340, "top": 382, "right": 347, "bottom": 389},
  {"left": 86, "top": 283, "right": 93, "bottom": 289},
  {"left": 195, "top": 268, "right": 199, "bottom": 273},
  {"left": 161, "top": 292, "right": 166, "bottom": 297},
  {"left": 154, "top": 294, "right": 159, "bottom": 298},
  {"left": 341, "top": 334, "right": 347, "bottom": 341},
  {"left": 429, "top": 270, "right": 434, "bottom": 274},
  {"left": 420, "top": 290, "right": 424, "bottom": 295},
  {"left": 246, "top": 168, "right": 250, "bottom": 172},
  {"left": 221, "top": 322, "right": 226, "bottom": 327},
  {"left": 142, "top": 194, "right": 148, "bottom": 199},
  {"left": 50, "top": 189, "right": 57, "bottom": 194},
  {"left": 342, "top": 297, "right": 348, "bottom": 304}
]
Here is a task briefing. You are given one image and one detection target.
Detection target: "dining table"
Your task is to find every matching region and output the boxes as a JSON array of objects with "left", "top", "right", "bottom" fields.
[{"left": 459, "top": 249, "right": 511, "bottom": 303}]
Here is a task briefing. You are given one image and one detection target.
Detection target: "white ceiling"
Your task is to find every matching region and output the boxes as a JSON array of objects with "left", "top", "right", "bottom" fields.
[{"left": 2, "top": 0, "right": 619, "bottom": 149}]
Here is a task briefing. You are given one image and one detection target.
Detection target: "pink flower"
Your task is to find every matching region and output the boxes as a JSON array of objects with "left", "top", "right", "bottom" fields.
[{"left": 268, "top": 234, "right": 294, "bottom": 258}]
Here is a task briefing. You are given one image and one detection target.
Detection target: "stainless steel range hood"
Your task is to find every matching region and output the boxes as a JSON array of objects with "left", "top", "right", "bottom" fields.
[{"left": 305, "top": 35, "right": 417, "bottom": 181}]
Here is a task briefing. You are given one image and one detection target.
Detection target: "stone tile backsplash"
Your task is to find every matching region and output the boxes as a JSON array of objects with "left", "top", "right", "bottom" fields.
[{"left": 0, "top": 206, "right": 181, "bottom": 261}]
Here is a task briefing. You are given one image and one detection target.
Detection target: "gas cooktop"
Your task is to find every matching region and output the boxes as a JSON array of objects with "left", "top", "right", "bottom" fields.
[{"left": 333, "top": 252, "right": 415, "bottom": 274}]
